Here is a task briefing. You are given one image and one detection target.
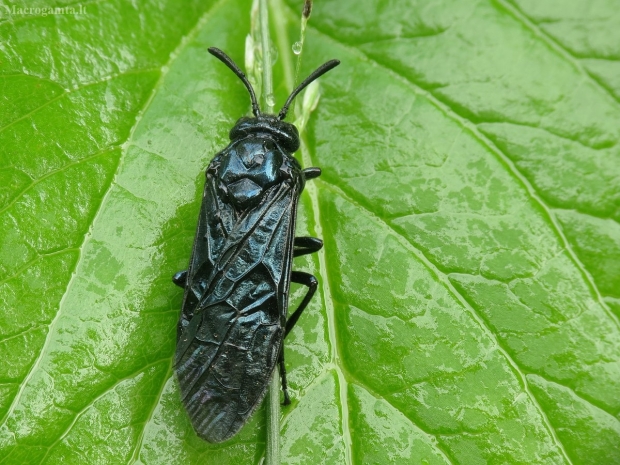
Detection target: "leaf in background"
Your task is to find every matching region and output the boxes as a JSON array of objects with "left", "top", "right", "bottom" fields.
[{"left": 0, "top": 0, "right": 619, "bottom": 464}]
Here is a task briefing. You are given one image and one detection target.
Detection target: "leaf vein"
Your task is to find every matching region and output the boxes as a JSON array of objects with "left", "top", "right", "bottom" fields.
[
  {"left": 0, "top": 0, "right": 223, "bottom": 449},
  {"left": 304, "top": 15, "right": 620, "bottom": 334},
  {"left": 345, "top": 374, "right": 455, "bottom": 465},
  {"left": 500, "top": 0, "right": 620, "bottom": 107},
  {"left": 0, "top": 148, "right": 119, "bottom": 216},
  {"left": 36, "top": 358, "right": 171, "bottom": 465},
  {"left": 317, "top": 177, "right": 575, "bottom": 464}
]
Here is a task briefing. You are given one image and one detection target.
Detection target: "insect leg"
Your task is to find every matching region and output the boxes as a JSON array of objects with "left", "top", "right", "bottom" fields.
[
  {"left": 285, "top": 271, "right": 318, "bottom": 337},
  {"left": 172, "top": 270, "right": 187, "bottom": 288},
  {"left": 294, "top": 236, "right": 323, "bottom": 257},
  {"left": 303, "top": 167, "right": 321, "bottom": 180},
  {"left": 278, "top": 349, "right": 291, "bottom": 405}
]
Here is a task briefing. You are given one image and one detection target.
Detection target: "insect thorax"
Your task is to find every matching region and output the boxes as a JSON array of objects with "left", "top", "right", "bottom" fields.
[{"left": 211, "top": 134, "right": 303, "bottom": 211}]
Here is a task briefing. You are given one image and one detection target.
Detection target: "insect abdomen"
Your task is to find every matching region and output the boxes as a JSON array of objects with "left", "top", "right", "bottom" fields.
[{"left": 178, "top": 312, "right": 282, "bottom": 442}]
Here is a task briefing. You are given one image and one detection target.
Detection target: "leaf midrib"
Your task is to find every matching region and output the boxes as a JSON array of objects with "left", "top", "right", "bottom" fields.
[{"left": 271, "top": 1, "right": 355, "bottom": 461}]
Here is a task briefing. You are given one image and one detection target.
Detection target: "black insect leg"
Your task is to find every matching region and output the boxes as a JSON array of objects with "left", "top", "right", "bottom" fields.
[
  {"left": 294, "top": 236, "right": 323, "bottom": 258},
  {"left": 303, "top": 167, "right": 321, "bottom": 180},
  {"left": 285, "top": 271, "right": 318, "bottom": 337},
  {"left": 172, "top": 270, "right": 187, "bottom": 288},
  {"left": 279, "top": 240, "right": 322, "bottom": 404},
  {"left": 278, "top": 349, "right": 291, "bottom": 405}
]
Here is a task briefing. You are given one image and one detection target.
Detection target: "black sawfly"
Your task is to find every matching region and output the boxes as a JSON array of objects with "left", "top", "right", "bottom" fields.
[{"left": 172, "top": 47, "right": 339, "bottom": 443}]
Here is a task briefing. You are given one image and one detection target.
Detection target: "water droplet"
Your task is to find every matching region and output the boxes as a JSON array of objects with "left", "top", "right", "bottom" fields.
[
  {"left": 266, "top": 93, "right": 276, "bottom": 107},
  {"left": 292, "top": 41, "right": 303, "bottom": 55},
  {"left": 270, "top": 43, "right": 279, "bottom": 65}
]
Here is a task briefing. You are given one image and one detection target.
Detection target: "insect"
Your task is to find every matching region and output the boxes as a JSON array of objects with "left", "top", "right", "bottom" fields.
[{"left": 172, "top": 47, "right": 339, "bottom": 443}]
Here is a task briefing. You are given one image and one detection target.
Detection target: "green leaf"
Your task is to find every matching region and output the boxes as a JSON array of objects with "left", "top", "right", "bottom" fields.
[{"left": 1, "top": 0, "right": 619, "bottom": 463}]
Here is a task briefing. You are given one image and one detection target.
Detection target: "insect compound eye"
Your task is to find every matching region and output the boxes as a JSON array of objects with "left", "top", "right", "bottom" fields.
[{"left": 272, "top": 125, "right": 299, "bottom": 153}]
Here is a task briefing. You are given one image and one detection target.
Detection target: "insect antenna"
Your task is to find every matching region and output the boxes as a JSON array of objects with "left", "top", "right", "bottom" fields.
[
  {"left": 208, "top": 47, "right": 261, "bottom": 117},
  {"left": 278, "top": 59, "right": 340, "bottom": 120}
]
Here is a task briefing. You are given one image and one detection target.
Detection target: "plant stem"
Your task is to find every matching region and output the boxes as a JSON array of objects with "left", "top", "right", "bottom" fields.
[
  {"left": 259, "top": 1, "right": 279, "bottom": 464},
  {"left": 265, "top": 371, "right": 280, "bottom": 465},
  {"left": 260, "top": 0, "right": 274, "bottom": 113}
]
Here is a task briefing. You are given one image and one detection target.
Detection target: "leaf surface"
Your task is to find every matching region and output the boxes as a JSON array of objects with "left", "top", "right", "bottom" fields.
[{"left": 0, "top": 0, "right": 619, "bottom": 463}]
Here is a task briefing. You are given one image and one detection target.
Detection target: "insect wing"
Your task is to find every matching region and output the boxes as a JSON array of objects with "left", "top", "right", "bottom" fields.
[
  {"left": 175, "top": 162, "right": 302, "bottom": 442},
  {"left": 175, "top": 163, "right": 234, "bottom": 332}
]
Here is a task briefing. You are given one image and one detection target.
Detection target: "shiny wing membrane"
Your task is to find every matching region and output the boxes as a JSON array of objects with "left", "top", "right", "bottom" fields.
[{"left": 175, "top": 159, "right": 302, "bottom": 443}]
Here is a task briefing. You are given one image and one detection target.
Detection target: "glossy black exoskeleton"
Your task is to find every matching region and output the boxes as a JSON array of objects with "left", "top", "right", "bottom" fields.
[{"left": 172, "top": 47, "right": 339, "bottom": 443}]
